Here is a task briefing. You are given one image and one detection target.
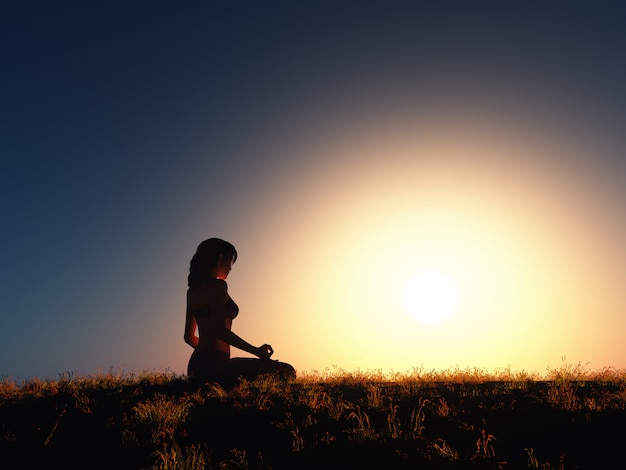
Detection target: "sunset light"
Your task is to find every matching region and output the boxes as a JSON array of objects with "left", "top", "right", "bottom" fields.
[
  {"left": 232, "top": 102, "right": 626, "bottom": 376},
  {"left": 404, "top": 271, "right": 458, "bottom": 324},
  {"left": 4, "top": 2, "right": 626, "bottom": 383}
]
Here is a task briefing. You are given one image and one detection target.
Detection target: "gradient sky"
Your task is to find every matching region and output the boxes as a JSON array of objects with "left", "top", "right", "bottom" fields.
[{"left": 3, "top": 1, "right": 626, "bottom": 381}]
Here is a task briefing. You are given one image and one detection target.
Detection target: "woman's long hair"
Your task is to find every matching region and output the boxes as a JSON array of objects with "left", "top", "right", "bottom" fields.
[{"left": 188, "top": 238, "right": 238, "bottom": 288}]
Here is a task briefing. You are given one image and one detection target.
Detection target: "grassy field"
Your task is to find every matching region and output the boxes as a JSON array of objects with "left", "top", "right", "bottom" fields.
[{"left": 2, "top": 361, "right": 626, "bottom": 469}]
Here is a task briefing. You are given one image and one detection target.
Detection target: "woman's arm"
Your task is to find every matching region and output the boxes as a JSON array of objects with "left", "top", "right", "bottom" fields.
[
  {"left": 209, "top": 280, "right": 273, "bottom": 359},
  {"left": 209, "top": 318, "right": 273, "bottom": 359},
  {"left": 184, "top": 304, "right": 199, "bottom": 349}
]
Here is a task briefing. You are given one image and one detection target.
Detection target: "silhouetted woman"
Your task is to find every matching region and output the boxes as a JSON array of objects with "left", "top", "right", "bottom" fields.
[{"left": 185, "top": 238, "right": 295, "bottom": 385}]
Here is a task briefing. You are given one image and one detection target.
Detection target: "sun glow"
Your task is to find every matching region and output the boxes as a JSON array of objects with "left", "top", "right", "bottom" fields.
[
  {"left": 404, "top": 271, "right": 458, "bottom": 324},
  {"left": 228, "top": 98, "right": 624, "bottom": 376}
]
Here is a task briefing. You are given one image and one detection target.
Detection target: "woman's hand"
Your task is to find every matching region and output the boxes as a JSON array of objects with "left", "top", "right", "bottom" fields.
[{"left": 257, "top": 344, "right": 274, "bottom": 360}]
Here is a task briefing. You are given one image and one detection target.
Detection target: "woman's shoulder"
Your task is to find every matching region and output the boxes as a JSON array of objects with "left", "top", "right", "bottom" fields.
[
  {"left": 188, "top": 278, "right": 228, "bottom": 304},
  {"left": 207, "top": 277, "right": 227, "bottom": 287},
  {"left": 197, "top": 278, "right": 228, "bottom": 295},
  {"left": 187, "top": 279, "right": 228, "bottom": 293},
  {"left": 188, "top": 278, "right": 227, "bottom": 289}
]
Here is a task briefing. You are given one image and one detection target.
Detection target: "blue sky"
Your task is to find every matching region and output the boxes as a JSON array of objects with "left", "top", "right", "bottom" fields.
[{"left": 3, "top": 1, "right": 626, "bottom": 381}]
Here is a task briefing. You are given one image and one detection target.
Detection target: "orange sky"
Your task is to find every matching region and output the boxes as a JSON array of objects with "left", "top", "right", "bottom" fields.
[
  {"left": 4, "top": 2, "right": 626, "bottom": 381},
  {"left": 172, "top": 97, "right": 626, "bottom": 377}
]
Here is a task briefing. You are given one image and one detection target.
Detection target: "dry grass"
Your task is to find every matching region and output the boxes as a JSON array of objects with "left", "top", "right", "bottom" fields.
[{"left": 2, "top": 360, "right": 626, "bottom": 469}]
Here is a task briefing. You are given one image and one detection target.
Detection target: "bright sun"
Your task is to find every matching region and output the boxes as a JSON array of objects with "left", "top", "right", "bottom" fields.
[{"left": 404, "top": 271, "right": 458, "bottom": 324}]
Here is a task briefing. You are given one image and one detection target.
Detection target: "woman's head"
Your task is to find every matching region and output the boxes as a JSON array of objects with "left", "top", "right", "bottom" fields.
[{"left": 188, "top": 238, "right": 238, "bottom": 287}]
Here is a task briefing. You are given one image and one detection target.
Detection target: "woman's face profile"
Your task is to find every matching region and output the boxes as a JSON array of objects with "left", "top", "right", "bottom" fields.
[{"left": 215, "top": 253, "right": 235, "bottom": 280}]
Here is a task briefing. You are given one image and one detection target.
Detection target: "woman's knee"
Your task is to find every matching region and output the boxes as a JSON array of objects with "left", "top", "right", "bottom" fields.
[
  {"left": 285, "top": 364, "right": 296, "bottom": 380},
  {"left": 271, "top": 361, "right": 296, "bottom": 380},
  {"left": 215, "top": 358, "right": 296, "bottom": 382}
]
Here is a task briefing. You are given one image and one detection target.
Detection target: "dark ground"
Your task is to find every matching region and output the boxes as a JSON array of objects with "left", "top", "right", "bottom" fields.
[{"left": 1, "top": 378, "right": 624, "bottom": 469}]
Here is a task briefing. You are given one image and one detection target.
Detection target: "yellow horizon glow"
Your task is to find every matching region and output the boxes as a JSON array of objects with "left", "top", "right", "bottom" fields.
[{"left": 169, "top": 101, "right": 626, "bottom": 378}]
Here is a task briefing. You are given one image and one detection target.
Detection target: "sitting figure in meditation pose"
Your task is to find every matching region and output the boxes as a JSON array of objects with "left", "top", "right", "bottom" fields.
[{"left": 184, "top": 237, "right": 296, "bottom": 386}]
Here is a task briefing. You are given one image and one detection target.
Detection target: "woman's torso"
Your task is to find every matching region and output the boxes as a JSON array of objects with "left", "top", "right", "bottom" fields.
[{"left": 187, "top": 279, "right": 239, "bottom": 354}]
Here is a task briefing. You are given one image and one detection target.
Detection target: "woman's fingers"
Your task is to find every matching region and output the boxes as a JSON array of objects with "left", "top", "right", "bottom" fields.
[{"left": 260, "top": 344, "right": 274, "bottom": 359}]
